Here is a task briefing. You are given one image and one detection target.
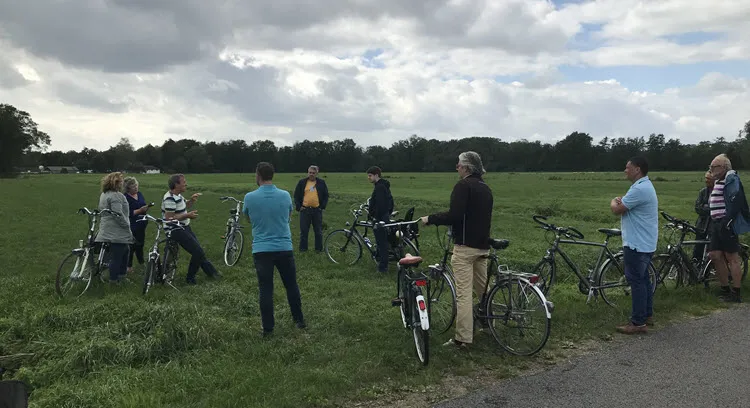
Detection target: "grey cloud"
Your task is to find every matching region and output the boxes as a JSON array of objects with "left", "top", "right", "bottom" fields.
[
  {"left": 0, "top": 58, "right": 28, "bottom": 89},
  {"left": 199, "top": 60, "right": 386, "bottom": 132},
  {"left": 0, "top": 0, "right": 569, "bottom": 73},
  {"left": 0, "top": 0, "right": 230, "bottom": 73},
  {"left": 55, "top": 81, "right": 130, "bottom": 113}
]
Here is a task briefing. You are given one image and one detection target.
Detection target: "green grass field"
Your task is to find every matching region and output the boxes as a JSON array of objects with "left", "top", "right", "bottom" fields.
[{"left": 1, "top": 171, "right": 747, "bottom": 408}]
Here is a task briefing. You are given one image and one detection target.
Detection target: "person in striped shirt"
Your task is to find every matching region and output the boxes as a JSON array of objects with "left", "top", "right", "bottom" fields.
[
  {"left": 707, "top": 154, "right": 749, "bottom": 303},
  {"left": 162, "top": 174, "right": 222, "bottom": 285}
]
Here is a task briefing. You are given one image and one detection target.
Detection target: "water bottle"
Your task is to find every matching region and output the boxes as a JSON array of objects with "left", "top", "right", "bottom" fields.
[{"left": 364, "top": 237, "right": 372, "bottom": 248}]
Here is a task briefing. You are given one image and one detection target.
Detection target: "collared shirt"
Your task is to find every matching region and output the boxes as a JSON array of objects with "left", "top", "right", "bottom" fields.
[
  {"left": 243, "top": 184, "right": 294, "bottom": 254},
  {"left": 162, "top": 191, "right": 189, "bottom": 229},
  {"left": 620, "top": 176, "right": 659, "bottom": 253}
]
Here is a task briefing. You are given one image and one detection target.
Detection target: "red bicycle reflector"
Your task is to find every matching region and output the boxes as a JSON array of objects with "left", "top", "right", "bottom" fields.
[
  {"left": 529, "top": 275, "right": 540, "bottom": 284},
  {"left": 418, "top": 299, "right": 426, "bottom": 310},
  {"left": 415, "top": 280, "right": 427, "bottom": 286}
]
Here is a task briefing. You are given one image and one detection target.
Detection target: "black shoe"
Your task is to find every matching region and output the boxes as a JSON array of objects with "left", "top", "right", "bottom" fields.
[
  {"left": 296, "top": 320, "right": 307, "bottom": 329},
  {"left": 186, "top": 278, "right": 197, "bottom": 285},
  {"left": 208, "top": 271, "right": 223, "bottom": 280},
  {"left": 261, "top": 329, "right": 273, "bottom": 337}
]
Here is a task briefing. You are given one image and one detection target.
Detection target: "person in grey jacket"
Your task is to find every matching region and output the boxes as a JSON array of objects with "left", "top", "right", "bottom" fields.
[{"left": 94, "top": 172, "right": 134, "bottom": 283}]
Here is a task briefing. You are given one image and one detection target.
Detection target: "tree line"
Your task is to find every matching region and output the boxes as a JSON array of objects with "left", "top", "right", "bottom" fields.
[{"left": 4, "top": 103, "right": 750, "bottom": 174}]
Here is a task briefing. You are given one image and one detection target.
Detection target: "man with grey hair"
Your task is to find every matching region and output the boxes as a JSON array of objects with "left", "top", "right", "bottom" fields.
[
  {"left": 420, "top": 151, "right": 494, "bottom": 349},
  {"left": 707, "top": 153, "right": 749, "bottom": 302},
  {"left": 162, "top": 173, "right": 221, "bottom": 284},
  {"left": 293, "top": 165, "right": 329, "bottom": 252}
]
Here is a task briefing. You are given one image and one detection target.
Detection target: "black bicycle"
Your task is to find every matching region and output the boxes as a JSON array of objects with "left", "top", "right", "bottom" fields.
[
  {"left": 138, "top": 214, "right": 184, "bottom": 294},
  {"left": 324, "top": 200, "right": 419, "bottom": 266},
  {"left": 530, "top": 215, "right": 657, "bottom": 308},
  {"left": 55, "top": 207, "right": 121, "bottom": 298},
  {"left": 656, "top": 211, "right": 748, "bottom": 290}
]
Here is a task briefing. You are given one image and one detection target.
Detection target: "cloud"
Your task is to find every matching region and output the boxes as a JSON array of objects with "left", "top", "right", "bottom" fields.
[{"left": 0, "top": 0, "right": 749, "bottom": 152}]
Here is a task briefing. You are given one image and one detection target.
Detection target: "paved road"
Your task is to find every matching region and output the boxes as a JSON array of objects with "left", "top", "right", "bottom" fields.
[{"left": 435, "top": 305, "right": 750, "bottom": 408}]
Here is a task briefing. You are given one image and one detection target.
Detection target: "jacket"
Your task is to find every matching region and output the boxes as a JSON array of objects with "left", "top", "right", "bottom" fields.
[
  {"left": 694, "top": 187, "right": 710, "bottom": 233},
  {"left": 427, "top": 174, "right": 494, "bottom": 249},
  {"left": 95, "top": 191, "right": 134, "bottom": 244},
  {"left": 722, "top": 170, "right": 750, "bottom": 235},
  {"left": 369, "top": 178, "right": 394, "bottom": 220},
  {"left": 293, "top": 177, "right": 329, "bottom": 211}
]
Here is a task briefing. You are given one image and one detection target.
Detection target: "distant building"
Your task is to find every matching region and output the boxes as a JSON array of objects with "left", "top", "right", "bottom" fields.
[
  {"left": 44, "top": 166, "right": 80, "bottom": 174},
  {"left": 143, "top": 166, "right": 161, "bottom": 174}
]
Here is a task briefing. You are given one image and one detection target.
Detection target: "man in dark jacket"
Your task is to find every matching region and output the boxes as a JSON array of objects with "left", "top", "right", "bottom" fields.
[
  {"left": 367, "top": 166, "right": 394, "bottom": 272},
  {"left": 692, "top": 170, "right": 714, "bottom": 262},
  {"left": 293, "top": 165, "right": 329, "bottom": 252},
  {"left": 420, "top": 151, "right": 493, "bottom": 349}
]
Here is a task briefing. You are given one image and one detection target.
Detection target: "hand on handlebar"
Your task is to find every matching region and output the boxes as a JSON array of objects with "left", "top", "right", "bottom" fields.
[{"left": 420, "top": 216, "right": 429, "bottom": 225}]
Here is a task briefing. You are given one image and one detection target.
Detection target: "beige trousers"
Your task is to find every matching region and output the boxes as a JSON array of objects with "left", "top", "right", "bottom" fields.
[{"left": 451, "top": 244, "right": 489, "bottom": 343}]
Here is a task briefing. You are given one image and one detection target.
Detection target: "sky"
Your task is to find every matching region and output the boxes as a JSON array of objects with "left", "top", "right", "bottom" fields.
[{"left": 1, "top": 0, "right": 749, "bottom": 152}]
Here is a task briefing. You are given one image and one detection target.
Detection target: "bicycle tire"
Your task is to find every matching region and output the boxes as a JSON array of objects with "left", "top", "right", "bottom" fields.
[
  {"left": 223, "top": 228, "right": 244, "bottom": 267},
  {"left": 598, "top": 252, "right": 657, "bottom": 309},
  {"left": 486, "top": 277, "right": 551, "bottom": 356},
  {"left": 324, "top": 229, "right": 363, "bottom": 265},
  {"left": 55, "top": 249, "right": 93, "bottom": 298},
  {"left": 142, "top": 258, "right": 157, "bottom": 295},
  {"left": 530, "top": 258, "right": 555, "bottom": 296},
  {"left": 410, "top": 285, "right": 429, "bottom": 366},
  {"left": 428, "top": 270, "right": 457, "bottom": 335},
  {"left": 162, "top": 242, "right": 179, "bottom": 284}
]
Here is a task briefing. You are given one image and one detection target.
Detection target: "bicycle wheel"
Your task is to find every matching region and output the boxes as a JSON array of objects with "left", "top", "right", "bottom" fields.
[
  {"left": 162, "top": 243, "right": 179, "bottom": 284},
  {"left": 598, "top": 252, "right": 657, "bottom": 309},
  {"left": 324, "top": 229, "right": 362, "bottom": 265},
  {"left": 700, "top": 251, "right": 748, "bottom": 287},
  {"left": 223, "top": 228, "right": 244, "bottom": 267},
  {"left": 410, "top": 285, "right": 429, "bottom": 366},
  {"left": 55, "top": 248, "right": 94, "bottom": 298},
  {"left": 486, "top": 277, "right": 551, "bottom": 356},
  {"left": 652, "top": 253, "right": 685, "bottom": 291},
  {"left": 427, "top": 270, "right": 457, "bottom": 335},
  {"left": 142, "top": 258, "right": 158, "bottom": 295},
  {"left": 531, "top": 259, "right": 555, "bottom": 296}
]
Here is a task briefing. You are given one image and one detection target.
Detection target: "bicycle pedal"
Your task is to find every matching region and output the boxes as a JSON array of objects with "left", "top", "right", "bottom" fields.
[{"left": 391, "top": 298, "right": 403, "bottom": 307}]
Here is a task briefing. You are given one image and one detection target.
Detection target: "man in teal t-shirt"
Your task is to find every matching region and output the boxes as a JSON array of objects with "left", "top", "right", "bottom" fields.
[{"left": 243, "top": 162, "right": 305, "bottom": 336}]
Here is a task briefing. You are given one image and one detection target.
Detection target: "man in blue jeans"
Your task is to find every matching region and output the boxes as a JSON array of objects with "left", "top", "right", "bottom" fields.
[
  {"left": 610, "top": 156, "right": 658, "bottom": 334},
  {"left": 243, "top": 162, "right": 306, "bottom": 336}
]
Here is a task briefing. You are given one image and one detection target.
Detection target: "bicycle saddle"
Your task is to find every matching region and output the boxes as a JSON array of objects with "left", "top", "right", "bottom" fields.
[
  {"left": 399, "top": 254, "right": 423, "bottom": 265},
  {"left": 488, "top": 238, "right": 510, "bottom": 250},
  {"left": 597, "top": 228, "right": 622, "bottom": 237}
]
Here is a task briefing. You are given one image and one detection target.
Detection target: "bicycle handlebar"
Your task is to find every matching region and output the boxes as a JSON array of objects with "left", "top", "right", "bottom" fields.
[
  {"left": 78, "top": 207, "right": 121, "bottom": 217},
  {"left": 660, "top": 211, "right": 698, "bottom": 234},
  {"left": 373, "top": 219, "right": 421, "bottom": 230},
  {"left": 532, "top": 214, "right": 584, "bottom": 239},
  {"left": 137, "top": 214, "right": 184, "bottom": 228},
  {"left": 220, "top": 196, "right": 241, "bottom": 203}
]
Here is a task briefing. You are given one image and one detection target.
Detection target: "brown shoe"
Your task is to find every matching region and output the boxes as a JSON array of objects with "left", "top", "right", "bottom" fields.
[
  {"left": 616, "top": 322, "right": 647, "bottom": 334},
  {"left": 646, "top": 316, "right": 654, "bottom": 326}
]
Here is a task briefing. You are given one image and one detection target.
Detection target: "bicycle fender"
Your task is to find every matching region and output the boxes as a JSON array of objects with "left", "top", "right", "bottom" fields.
[{"left": 415, "top": 293, "right": 430, "bottom": 331}]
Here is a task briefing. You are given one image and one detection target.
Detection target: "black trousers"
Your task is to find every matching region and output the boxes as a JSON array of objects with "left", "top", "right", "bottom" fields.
[{"left": 299, "top": 207, "right": 323, "bottom": 251}]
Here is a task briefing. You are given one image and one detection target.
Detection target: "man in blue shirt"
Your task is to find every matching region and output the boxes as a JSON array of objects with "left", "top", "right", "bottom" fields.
[
  {"left": 610, "top": 156, "right": 658, "bottom": 334},
  {"left": 243, "top": 162, "right": 306, "bottom": 336}
]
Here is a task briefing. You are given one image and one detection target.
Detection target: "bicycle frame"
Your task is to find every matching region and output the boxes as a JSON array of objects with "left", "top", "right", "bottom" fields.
[{"left": 544, "top": 235, "right": 623, "bottom": 291}]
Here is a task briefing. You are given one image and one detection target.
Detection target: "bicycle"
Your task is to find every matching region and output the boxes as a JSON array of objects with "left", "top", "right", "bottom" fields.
[
  {"left": 472, "top": 238, "right": 553, "bottom": 356},
  {"left": 138, "top": 214, "right": 184, "bottom": 295},
  {"left": 55, "top": 207, "right": 121, "bottom": 298},
  {"left": 421, "top": 226, "right": 458, "bottom": 335},
  {"left": 655, "top": 211, "right": 748, "bottom": 290},
  {"left": 219, "top": 196, "right": 245, "bottom": 267},
  {"left": 530, "top": 215, "right": 657, "bottom": 308},
  {"left": 378, "top": 220, "right": 431, "bottom": 365},
  {"left": 324, "top": 200, "right": 419, "bottom": 266}
]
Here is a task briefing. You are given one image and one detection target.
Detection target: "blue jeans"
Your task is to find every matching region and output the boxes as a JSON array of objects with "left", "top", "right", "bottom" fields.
[
  {"left": 253, "top": 251, "right": 304, "bottom": 332},
  {"left": 623, "top": 247, "right": 654, "bottom": 325},
  {"left": 107, "top": 243, "right": 130, "bottom": 281}
]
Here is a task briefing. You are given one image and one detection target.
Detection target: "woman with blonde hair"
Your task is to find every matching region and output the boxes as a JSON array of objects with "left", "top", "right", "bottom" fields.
[
  {"left": 95, "top": 172, "right": 134, "bottom": 283},
  {"left": 124, "top": 176, "right": 151, "bottom": 274}
]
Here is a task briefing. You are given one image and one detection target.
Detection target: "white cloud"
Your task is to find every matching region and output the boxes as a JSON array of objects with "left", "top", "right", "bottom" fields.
[{"left": 0, "top": 0, "right": 749, "bottom": 152}]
